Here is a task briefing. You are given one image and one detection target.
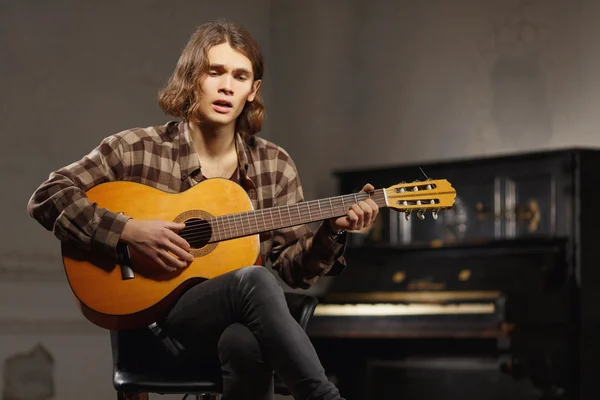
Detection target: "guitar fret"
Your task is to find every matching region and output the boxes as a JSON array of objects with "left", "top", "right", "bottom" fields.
[
  {"left": 218, "top": 216, "right": 224, "bottom": 240},
  {"left": 269, "top": 210, "right": 274, "bottom": 231},
  {"left": 317, "top": 199, "right": 322, "bottom": 219},
  {"left": 220, "top": 216, "right": 225, "bottom": 241},
  {"left": 233, "top": 214, "right": 239, "bottom": 238},
  {"left": 226, "top": 215, "right": 231, "bottom": 239},
  {"left": 278, "top": 207, "right": 283, "bottom": 229}
]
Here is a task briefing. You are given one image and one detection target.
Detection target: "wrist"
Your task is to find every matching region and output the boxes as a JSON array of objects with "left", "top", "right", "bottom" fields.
[
  {"left": 327, "top": 219, "right": 346, "bottom": 238},
  {"left": 120, "top": 219, "right": 136, "bottom": 245}
]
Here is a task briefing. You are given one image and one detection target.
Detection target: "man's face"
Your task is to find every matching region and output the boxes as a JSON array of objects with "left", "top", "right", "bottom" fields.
[{"left": 197, "top": 42, "right": 261, "bottom": 128}]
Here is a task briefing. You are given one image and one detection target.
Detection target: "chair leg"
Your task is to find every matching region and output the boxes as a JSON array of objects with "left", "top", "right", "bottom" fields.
[{"left": 117, "top": 392, "right": 149, "bottom": 400}]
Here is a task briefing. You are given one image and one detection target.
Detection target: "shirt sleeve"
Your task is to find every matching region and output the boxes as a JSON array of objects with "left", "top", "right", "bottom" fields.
[
  {"left": 269, "top": 154, "right": 347, "bottom": 289},
  {"left": 26, "top": 134, "right": 131, "bottom": 257}
]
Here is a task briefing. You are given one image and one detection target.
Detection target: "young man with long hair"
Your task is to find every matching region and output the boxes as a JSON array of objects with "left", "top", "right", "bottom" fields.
[{"left": 27, "top": 20, "right": 378, "bottom": 400}]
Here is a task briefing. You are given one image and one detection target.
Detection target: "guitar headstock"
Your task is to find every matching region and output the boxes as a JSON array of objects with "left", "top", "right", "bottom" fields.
[{"left": 385, "top": 179, "right": 456, "bottom": 220}]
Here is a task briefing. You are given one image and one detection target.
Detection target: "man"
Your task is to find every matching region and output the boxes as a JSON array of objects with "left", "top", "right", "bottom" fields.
[{"left": 27, "top": 20, "right": 378, "bottom": 400}]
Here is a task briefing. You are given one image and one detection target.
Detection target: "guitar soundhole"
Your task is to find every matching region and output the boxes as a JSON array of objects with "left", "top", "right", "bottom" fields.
[
  {"left": 180, "top": 218, "right": 212, "bottom": 249},
  {"left": 173, "top": 210, "right": 217, "bottom": 257}
]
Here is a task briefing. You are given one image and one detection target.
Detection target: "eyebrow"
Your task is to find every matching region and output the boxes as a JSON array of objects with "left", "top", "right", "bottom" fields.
[{"left": 209, "top": 64, "right": 252, "bottom": 77}]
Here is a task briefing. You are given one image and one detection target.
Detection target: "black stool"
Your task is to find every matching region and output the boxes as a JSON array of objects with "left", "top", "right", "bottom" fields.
[{"left": 111, "top": 292, "right": 319, "bottom": 399}]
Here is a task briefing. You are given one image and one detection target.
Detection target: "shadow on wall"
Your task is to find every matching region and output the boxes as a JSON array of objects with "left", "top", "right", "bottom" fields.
[{"left": 2, "top": 343, "right": 54, "bottom": 400}]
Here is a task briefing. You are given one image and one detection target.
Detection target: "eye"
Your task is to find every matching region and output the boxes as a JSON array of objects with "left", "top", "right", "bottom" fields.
[
  {"left": 236, "top": 75, "right": 248, "bottom": 81},
  {"left": 208, "top": 70, "right": 218, "bottom": 77}
]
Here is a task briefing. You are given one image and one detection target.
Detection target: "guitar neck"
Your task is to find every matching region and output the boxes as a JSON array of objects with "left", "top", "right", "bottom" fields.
[{"left": 207, "top": 189, "right": 388, "bottom": 243}]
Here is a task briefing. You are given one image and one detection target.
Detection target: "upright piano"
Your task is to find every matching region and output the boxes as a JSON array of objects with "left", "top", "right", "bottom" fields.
[{"left": 306, "top": 148, "right": 600, "bottom": 400}]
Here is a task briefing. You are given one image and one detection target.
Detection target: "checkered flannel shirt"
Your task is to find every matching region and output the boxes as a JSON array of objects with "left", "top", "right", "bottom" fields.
[{"left": 27, "top": 121, "right": 346, "bottom": 288}]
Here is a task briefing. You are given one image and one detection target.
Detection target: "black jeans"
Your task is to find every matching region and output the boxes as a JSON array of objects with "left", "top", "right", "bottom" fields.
[{"left": 160, "top": 265, "right": 342, "bottom": 400}]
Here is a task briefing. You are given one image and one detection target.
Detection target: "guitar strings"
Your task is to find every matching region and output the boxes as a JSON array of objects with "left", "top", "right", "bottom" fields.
[
  {"left": 175, "top": 184, "right": 449, "bottom": 243},
  {"left": 178, "top": 193, "right": 380, "bottom": 241},
  {"left": 177, "top": 192, "right": 377, "bottom": 236},
  {"left": 176, "top": 191, "right": 385, "bottom": 243},
  {"left": 177, "top": 187, "right": 445, "bottom": 243},
  {"left": 178, "top": 195, "right": 373, "bottom": 241},
  {"left": 176, "top": 191, "right": 394, "bottom": 242},
  {"left": 176, "top": 186, "right": 449, "bottom": 242}
]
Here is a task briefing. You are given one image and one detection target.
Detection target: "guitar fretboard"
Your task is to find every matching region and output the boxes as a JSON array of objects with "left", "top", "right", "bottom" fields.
[{"left": 206, "top": 189, "right": 387, "bottom": 242}]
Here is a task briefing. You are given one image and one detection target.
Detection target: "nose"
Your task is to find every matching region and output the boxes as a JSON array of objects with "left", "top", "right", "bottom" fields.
[{"left": 219, "top": 75, "right": 234, "bottom": 95}]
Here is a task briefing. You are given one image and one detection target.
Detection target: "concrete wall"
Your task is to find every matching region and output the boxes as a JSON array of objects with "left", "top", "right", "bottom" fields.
[
  {"left": 2, "top": 0, "right": 599, "bottom": 399},
  {"left": 1, "top": 1, "right": 272, "bottom": 399},
  {"left": 269, "top": 0, "right": 595, "bottom": 204}
]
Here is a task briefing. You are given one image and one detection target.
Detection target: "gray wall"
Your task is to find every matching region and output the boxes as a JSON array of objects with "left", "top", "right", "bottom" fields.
[
  {"left": 2, "top": 0, "right": 599, "bottom": 399},
  {"left": 270, "top": 0, "right": 598, "bottom": 204},
  {"left": 1, "top": 2, "right": 273, "bottom": 399}
]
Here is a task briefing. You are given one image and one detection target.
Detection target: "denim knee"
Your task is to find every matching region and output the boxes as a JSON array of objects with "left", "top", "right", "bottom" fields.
[
  {"left": 232, "top": 266, "right": 282, "bottom": 295},
  {"left": 218, "top": 323, "right": 270, "bottom": 373}
]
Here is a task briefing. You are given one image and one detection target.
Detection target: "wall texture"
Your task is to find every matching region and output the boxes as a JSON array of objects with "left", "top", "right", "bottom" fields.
[
  {"left": 268, "top": 0, "right": 594, "bottom": 204},
  {"left": 2, "top": 0, "right": 599, "bottom": 399},
  {"left": 1, "top": 1, "right": 272, "bottom": 399}
]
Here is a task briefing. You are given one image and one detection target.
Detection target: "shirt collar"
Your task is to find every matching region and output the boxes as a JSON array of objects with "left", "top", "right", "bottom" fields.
[
  {"left": 234, "top": 131, "right": 251, "bottom": 178},
  {"left": 176, "top": 121, "right": 252, "bottom": 184},
  {"left": 176, "top": 121, "right": 201, "bottom": 181}
]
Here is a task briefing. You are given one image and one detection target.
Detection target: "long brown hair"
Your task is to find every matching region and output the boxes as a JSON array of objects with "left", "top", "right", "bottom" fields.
[{"left": 158, "top": 20, "right": 265, "bottom": 135}]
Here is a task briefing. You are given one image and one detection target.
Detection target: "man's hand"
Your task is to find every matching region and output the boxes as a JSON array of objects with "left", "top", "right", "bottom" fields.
[
  {"left": 120, "top": 219, "right": 194, "bottom": 272},
  {"left": 328, "top": 183, "right": 379, "bottom": 234}
]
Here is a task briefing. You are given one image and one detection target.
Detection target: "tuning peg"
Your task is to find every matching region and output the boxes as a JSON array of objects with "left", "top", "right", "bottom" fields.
[
  {"left": 412, "top": 186, "right": 419, "bottom": 191},
  {"left": 405, "top": 210, "right": 411, "bottom": 221},
  {"left": 426, "top": 184, "right": 432, "bottom": 190},
  {"left": 432, "top": 209, "right": 439, "bottom": 220},
  {"left": 417, "top": 210, "right": 425, "bottom": 220}
]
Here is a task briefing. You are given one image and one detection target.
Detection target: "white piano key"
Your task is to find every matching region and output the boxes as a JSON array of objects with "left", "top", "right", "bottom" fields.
[{"left": 313, "top": 303, "right": 495, "bottom": 316}]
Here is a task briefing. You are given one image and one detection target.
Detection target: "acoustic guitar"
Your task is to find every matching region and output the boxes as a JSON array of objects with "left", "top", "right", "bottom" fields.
[{"left": 62, "top": 178, "right": 456, "bottom": 330}]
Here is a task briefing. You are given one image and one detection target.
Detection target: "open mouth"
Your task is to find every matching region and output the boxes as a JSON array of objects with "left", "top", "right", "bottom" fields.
[
  {"left": 213, "top": 99, "right": 233, "bottom": 108},
  {"left": 212, "top": 99, "right": 233, "bottom": 114}
]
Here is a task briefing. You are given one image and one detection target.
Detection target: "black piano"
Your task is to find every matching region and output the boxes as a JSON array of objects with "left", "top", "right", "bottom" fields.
[{"left": 306, "top": 148, "right": 600, "bottom": 400}]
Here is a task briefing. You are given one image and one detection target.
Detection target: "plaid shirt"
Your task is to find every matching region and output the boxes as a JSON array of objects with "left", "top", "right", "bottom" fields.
[{"left": 27, "top": 121, "right": 346, "bottom": 289}]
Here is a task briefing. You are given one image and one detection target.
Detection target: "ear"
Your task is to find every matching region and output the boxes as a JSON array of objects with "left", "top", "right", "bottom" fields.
[{"left": 246, "top": 79, "right": 262, "bottom": 102}]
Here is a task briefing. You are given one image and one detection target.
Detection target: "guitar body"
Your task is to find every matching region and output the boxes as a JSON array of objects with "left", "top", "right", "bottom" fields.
[{"left": 62, "top": 178, "right": 261, "bottom": 330}]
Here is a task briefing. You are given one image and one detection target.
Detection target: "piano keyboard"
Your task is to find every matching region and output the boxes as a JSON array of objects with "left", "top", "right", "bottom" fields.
[{"left": 313, "top": 302, "right": 496, "bottom": 317}]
